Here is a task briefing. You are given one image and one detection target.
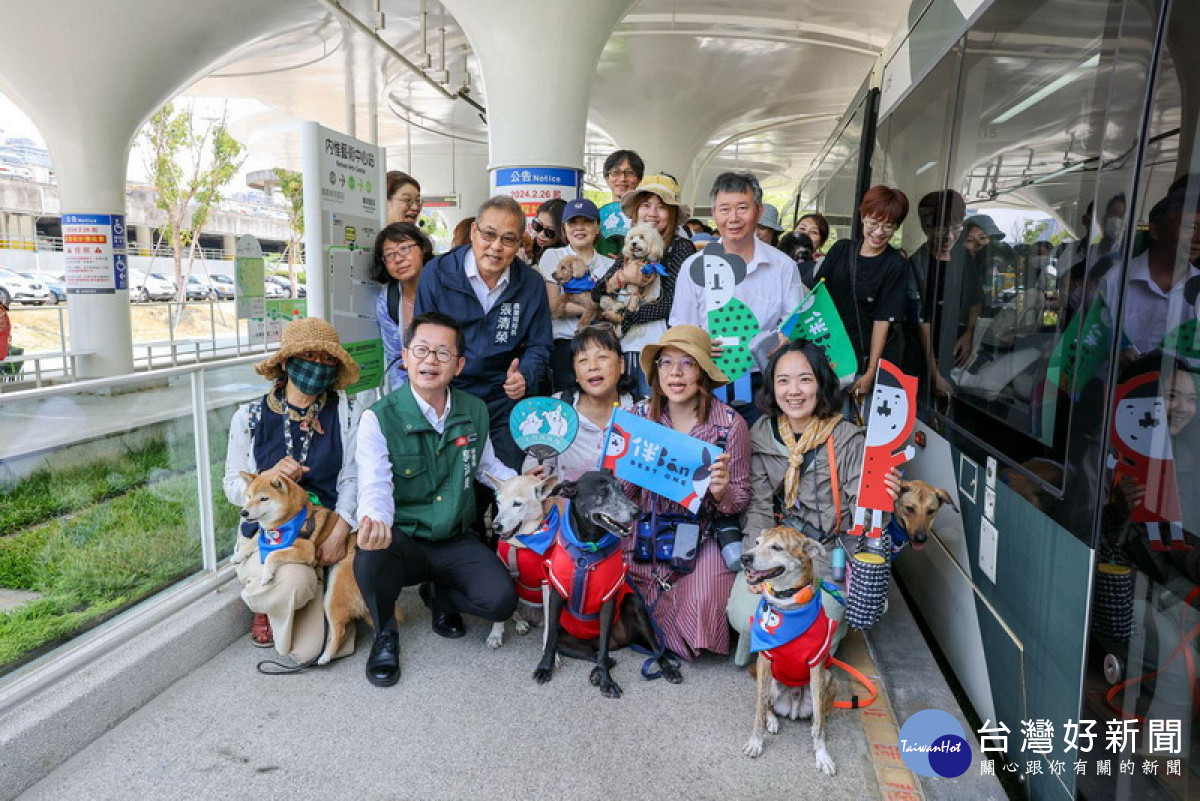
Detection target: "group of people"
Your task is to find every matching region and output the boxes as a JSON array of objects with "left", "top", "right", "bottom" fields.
[{"left": 219, "top": 153, "right": 926, "bottom": 688}]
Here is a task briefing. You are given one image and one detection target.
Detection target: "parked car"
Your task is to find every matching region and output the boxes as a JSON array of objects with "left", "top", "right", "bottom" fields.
[
  {"left": 263, "top": 279, "right": 288, "bottom": 299},
  {"left": 0, "top": 267, "right": 52, "bottom": 306},
  {"left": 184, "top": 275, "right": 213, "bottom": 301},
  {"left": 18, "top": 271, "right": 64, "bottom": 304},
  {"left": 206, "top": 274, "right": 236, "bottom": 300},
  {"left": 265, "top": 274, "right": 306, "bottom": 298},
  {"left": 133, "top": 272, "right": 175, "bottom": 302}
]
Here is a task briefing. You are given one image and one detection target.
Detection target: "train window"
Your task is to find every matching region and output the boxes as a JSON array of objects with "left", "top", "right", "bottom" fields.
[
  {"left": 925, "top": 0, "right": 1135, "bottom": 475},
  {"left": 1086, "top": 4, "right": 1200, "bottom": 796}
]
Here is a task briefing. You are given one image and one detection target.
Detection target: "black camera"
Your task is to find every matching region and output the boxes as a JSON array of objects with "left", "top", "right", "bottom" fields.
[{"left": 712, "top": 514, "right": 744, "bottom": 571}]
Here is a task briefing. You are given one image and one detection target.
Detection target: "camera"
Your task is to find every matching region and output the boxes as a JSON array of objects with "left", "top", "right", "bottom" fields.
[{"left": 712, "top": 514, "right": 744, "bottom": 571}]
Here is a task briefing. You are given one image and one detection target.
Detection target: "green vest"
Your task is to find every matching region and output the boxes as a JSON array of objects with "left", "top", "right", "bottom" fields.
[{"left": 371, "top": 384, "right": 490, "bottom": 541}]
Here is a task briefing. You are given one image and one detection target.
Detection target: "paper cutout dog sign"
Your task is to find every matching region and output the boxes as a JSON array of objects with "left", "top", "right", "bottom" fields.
[
  {"left": 510, "top": 397, "right": 580, "bottom": 462},
  {"left": 849, "top": 360, "right": 918, "bottom": 539},
  {"left": 690, "top": 242, "right": 760, "bottom": 381},
  {"left": 1108, "top": 370, "right": 1185, "bottom": 551}
]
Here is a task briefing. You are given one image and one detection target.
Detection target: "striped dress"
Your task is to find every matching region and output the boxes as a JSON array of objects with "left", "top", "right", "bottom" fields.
[{"left": 620, "top": 399, "right": 751, "bottom": 659}]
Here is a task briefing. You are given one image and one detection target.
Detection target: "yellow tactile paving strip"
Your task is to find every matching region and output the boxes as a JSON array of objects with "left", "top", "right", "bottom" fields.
[{"left": 838, "top": 628, "right": 926, "bottom": 801}]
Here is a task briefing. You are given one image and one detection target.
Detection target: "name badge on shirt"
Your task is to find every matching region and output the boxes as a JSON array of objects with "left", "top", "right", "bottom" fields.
[{"left": 495, "top": 302, "right": 522, "bottom": 345}]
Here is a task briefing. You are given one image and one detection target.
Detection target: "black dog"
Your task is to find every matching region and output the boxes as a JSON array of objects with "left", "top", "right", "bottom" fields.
[
  {"left": 779, "top": 231, "right": 820, "bottom": 288},
  {"left": 533, "top": 470, "right": 683, "bottom": 697}
]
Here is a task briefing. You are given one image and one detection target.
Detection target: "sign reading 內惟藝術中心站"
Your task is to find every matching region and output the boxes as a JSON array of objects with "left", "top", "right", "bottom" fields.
[
  {"left": 301, "top": 122, "right": 384, "bottom": 393},
  {"left": 492, "top": 167, "right": 582, "bottom": 218},
  {"left": 62, "top": 213, "right": 127, "bottom": 294}
]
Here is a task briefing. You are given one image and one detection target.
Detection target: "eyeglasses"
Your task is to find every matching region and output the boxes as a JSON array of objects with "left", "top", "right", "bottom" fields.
[
  {"left": 530, "top": 219, "right": 557, "bottom": 239},
  {"left": 607, "top": 168, "right": 638, "bottom": 180},
  {"left": 862, "top": 218, "right": 897, "bottom": 236},
  {"left": 390, "top": 194, "right": 422, "bottom": 206},
  {"left": 406, "top": 344, "right": 458, "bottom": 363},
  {"left": 381, "top": 242, "right": 417, "bottom": 262},
  {"left": 656, "top": 356, "right": 699, "bottom": 374},
  {"left": 473, "top": 224, "right": 521, "bottom": 249}
]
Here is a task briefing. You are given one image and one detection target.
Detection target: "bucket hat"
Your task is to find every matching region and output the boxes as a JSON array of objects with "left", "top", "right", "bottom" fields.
[
  {"left": 621, "top": 173, "right": 682, "bottom": 219},
  {"left": 966, "top": 213, "right": 1004, "bottom": 239},
  {"left": 640, "top": 325, "right": 729, "bottom": 388},
  {"left": 255, "top": 317, "right": 360, "bottom": 390},
  {"left": 759, "top": 204, "right": 784, "bottom": 232}
]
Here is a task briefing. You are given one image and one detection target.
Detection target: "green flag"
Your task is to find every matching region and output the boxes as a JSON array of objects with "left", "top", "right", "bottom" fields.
[
  {"left": 780, "top": 280, "right": 857, "bottom": 382},
  {"left": 1037, "top": 295, "right": 1111, "bottom": 444}
]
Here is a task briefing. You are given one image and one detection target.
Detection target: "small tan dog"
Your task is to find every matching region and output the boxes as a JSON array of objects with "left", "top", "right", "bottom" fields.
[
  {"left": 599, "top": 222, "right": 665, "bottom": 316},
  {"left": 231, "top": 471, "right": 370, "bottom": 664},
  {"left": 741, "top": 526, "right": 838, "bottom": 774},
  {"left": 894, "top": 480, "right": 958, "bottom": 549},
  {"left": 550, "top": 254, "right": 589, "bottom": 285},
  {"left": 486, "top": 471, "right": 559, "bottom": 649}
]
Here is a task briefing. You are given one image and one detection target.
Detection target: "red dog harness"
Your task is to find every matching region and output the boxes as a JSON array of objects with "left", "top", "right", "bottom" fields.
[
  {"left": 543, "top": 504, "right": 631, "bottom": 640},
  {"left": 750, "top": 595, "right": 838, "bottom": 688},
  {"left": 497, "top": 540, "right": 546, "bottom": 605}
]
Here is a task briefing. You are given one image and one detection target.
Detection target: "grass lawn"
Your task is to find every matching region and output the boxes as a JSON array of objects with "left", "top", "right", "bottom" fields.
[{"left": 0, "top": 436, "right": 241, "bottom": 672}]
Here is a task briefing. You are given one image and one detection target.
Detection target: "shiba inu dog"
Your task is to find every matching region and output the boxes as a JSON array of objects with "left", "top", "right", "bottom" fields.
[{"left": 231, "top": 471, "right": 369, "bottom": 664}]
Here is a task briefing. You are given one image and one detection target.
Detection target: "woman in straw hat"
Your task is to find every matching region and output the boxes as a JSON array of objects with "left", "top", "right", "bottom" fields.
[
  {"left": 593, "top": 172, "right": 695, "bottom": 395},
  {"left": 620, "top": 325, "right": 751, "bottom": 659},
  {"left": 222, "top": 317, "right": 363, "bottom": 663}
]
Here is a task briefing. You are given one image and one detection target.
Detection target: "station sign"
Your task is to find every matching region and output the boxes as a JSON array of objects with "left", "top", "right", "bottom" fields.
[
  {"left": 62, "top": 213, "right": 127, "bottom": 294},
  {"left": 492, "top": 167, "right": 581, "bottom": 217},
  {"left": 422, "top": 194, "right": 460, "bottom": 209}
]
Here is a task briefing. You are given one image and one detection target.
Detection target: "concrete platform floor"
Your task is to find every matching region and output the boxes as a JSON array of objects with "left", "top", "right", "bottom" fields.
[{"left": 20, "top": 588, "right": 895, "bottom": 801}]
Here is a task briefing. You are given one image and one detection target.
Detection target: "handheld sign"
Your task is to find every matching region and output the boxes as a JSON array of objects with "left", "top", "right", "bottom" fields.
[
  {"left": 1108, "top": 371, "right": 1182, "bottom": 533},
  {"left": 780, "top": 279, "right": 857, "bottom": 385},
  {"left": 691, "top": 242, "right": 759, "bottom": 381},
  {"left": 600, "top": 408, "right": 722, "bottom": 514},
  {"left": 849, "top": 360, "right": 918, "bottom": 539},
  {"left": 510, "top": 397, "right": 579, "bottom": 462}
]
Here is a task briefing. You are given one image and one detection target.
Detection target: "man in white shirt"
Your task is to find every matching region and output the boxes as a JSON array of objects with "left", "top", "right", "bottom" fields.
[
  {"left": 669, "top": 172, "right": 804, "bottom": 419},
  {"left": 354, "top": 312, "right": 523, "bottom": 687},
  {"left": 1100, "top": 188, "right": 1200, "bottom": 355}
]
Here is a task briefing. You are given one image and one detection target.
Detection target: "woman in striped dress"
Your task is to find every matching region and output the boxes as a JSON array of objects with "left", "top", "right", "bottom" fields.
[{"left": 620, "top": 325, "right": 751, "bottom": 659}]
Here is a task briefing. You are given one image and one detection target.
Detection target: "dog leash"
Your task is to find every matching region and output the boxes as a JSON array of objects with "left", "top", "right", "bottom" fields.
[
  {"left": 829, "top": 656, "right": 879, "bottom": 709},
  {"left": 255, "top": 566, "right": 332, "bottom": 676},
  {"left": 1104, "top": 586, "right": 1200, "bottom": 722}
]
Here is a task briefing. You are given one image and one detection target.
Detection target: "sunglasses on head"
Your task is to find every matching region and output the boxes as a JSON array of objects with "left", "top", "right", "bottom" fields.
[{"left": 530, "top": 219, "right": 557, "bottom": 238}]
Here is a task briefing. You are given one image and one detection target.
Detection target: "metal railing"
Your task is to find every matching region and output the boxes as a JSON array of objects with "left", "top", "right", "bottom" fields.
[{"left": 1, "top": 301, "right": 276, "bottom": 389}]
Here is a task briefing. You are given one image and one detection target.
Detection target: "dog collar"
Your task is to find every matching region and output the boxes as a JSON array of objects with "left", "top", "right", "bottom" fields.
[
  {"left": 765, "top": 582, "right": 814, "bottom": 603},
  {"left": 558, "top": 501, "right": 620, "bottom": 556}
]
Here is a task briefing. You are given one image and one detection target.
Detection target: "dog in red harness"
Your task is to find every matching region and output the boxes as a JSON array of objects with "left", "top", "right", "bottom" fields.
[
  {"left": 534, "top": 470, "right": 683, "bottom": 698},
  {"left": 741, "top": 526, "right": 838, "bottom": 775},
  {"left": 487, "top": 472, "right": 560, "bottom": 649}
]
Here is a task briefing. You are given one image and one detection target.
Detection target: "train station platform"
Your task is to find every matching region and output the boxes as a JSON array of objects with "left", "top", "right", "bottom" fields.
[{"left": 3, "top": 572, "right": 1005, "bottom": 800}]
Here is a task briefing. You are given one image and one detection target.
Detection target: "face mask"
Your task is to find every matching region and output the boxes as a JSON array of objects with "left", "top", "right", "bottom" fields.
[
  {"left": 285, "top": 357, "right": 339, "bottom": 396},
  {"left": 1103, "top": 217, "right": 1124, "bottom": 242}
]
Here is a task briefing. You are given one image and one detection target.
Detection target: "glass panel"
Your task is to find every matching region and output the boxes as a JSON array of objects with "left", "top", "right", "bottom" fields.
[
  {"left": 0, "top": 372, "right": 203, "bottom": 675},
  {"left": 1087, "top": 2, "right": 1200, "bottom": 796},
  {"left": 933, "top": 0, "right": 1132, "bottom": 481},
  {"left": 205, "top": 361, "right": 265, "bottom": 562}
]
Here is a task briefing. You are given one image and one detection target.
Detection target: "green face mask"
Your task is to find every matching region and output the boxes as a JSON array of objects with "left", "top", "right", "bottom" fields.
[{"left": 285, "top": 357, "right": 339, "bottom": 396}]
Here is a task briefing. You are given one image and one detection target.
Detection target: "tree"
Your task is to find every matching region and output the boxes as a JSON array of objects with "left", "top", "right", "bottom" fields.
[
  {"left": 273, "top": 168, "right": 303, "bottom": 297},
  {"left": 142, "top": 102, "right": 246, "bottom": 302}
]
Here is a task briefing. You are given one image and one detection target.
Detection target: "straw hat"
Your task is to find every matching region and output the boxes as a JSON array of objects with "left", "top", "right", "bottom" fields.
[
  {"left": 621, "top": 173, "right": 682, "bottom": 219},
  {"left": 255, "top": 317, "right": 360, "bottom": 390},
  {"left": 640, "top": 325, "right": 729, "bottom": 388}
]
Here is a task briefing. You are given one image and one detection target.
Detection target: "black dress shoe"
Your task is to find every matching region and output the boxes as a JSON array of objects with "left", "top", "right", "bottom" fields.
[
  {"left": 365, "top": 630, "right": 401, "bottom": 687},
  {"left": 431, "top": 609, "right": 466, "bottom": 639}
]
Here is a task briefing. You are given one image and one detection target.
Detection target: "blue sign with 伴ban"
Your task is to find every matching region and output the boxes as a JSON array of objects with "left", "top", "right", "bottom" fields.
[{"left": 600, "top": 408, "right": 723, "bottom": 514}]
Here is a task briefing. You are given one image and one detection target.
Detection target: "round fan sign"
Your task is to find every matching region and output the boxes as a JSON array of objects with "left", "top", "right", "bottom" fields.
[{"left": 509, "top": 397, "right": 579, "bottom": 461}]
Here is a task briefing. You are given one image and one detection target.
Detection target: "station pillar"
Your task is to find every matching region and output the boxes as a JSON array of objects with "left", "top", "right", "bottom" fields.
[
  {"left": 439, "top": 0, "right": 635, "bottom": 214},
  {"left": 0, "top": 0, "right": 306, "bottom": 379}
]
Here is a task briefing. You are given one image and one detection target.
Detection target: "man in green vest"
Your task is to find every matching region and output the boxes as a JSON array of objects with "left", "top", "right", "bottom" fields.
[{"left": 354, "top": 311, "right": 522, "bottom": 687}]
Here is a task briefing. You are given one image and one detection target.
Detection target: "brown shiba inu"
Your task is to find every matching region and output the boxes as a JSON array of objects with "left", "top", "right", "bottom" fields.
[{"left": 231, "top": 471, "right": 370, "bottom": 664}]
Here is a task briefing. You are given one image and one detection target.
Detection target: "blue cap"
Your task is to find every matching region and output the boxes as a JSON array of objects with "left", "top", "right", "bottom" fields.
[{"left": 562, "top": 198, "right": 599, "bottom": 222}]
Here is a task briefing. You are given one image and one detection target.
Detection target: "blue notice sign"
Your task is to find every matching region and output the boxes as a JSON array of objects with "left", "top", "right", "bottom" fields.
[
  {"left": 62, "top": 213, "right": 128, "bottom": 294},
  {"left": 492, "top": 166, "right": 582, "bottom": 218}
]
